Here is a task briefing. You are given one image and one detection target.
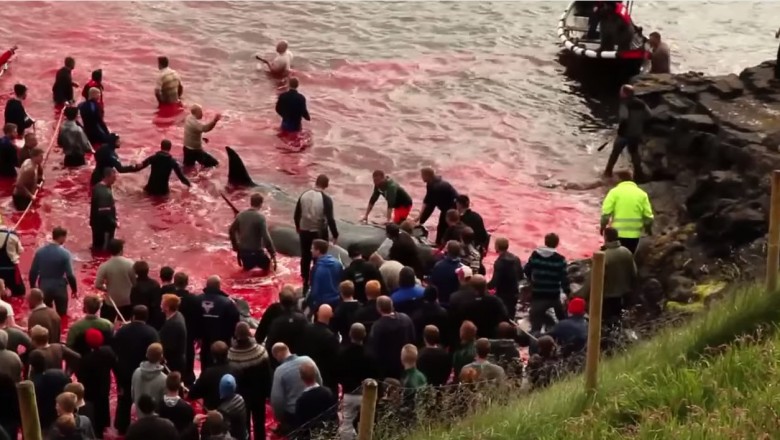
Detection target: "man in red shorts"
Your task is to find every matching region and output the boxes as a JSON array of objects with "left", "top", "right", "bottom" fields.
[{"left": 361, "top": 170, "right": 413, "bottom": 224}]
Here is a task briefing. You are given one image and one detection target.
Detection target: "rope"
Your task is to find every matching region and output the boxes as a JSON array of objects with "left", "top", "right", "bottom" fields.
[{"left": 12, "top": 107, "right": 66, "bottom": 231}]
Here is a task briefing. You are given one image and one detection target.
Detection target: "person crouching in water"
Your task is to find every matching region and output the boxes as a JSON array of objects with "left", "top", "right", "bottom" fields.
[
  {"left": 13, "top": 147, "right": 44, "bottom": 210},
  {"left": 229, "top": 193, "right": 277, "bottom": 272},
  {"left": 58, "top": 106, "right": 93, "bottom": 167},
  {"left": 136, "top": 139, "right": 191, "bottom": 196},
  {"left": 182, "top": 104, "right": 221, "bottom": 168}
]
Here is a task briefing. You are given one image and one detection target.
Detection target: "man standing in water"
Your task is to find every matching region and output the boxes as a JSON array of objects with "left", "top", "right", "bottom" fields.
[
  {"left": 295, "top": 174, "right": 339, "bottom": 293},
  {"left": 4, "top": 84, "right": 34, "bottom": 137},
  {"left": 12, "top": 147, "right": 43, "bottom": 210},
  {"left": 90, "top": 168, "right": 119, "bottom": 251},
  {"left": 155, "top": 56, "right": 183, "bottom": 105},
  {"left": 414, "top": 167, "right": 459, "bottom": 246},
  {"left": 647, "top": 32, "right": 671, "bottom": 74},
  {"left": 256, "top": 40, "right": 293, "bottom": 76},
  {"left": 361, "top": 170, "right": 414, "bottom": 224},
  {"left": 229, "top": 193, "right": 277, "bottom": 272},
  {"left": 52, "top": 57, "right": 79, "bottom": 106},
  {"left": 603, "top": 85, "right": 651, "bottom": 181},
  {"left": 136, "top": 139, "right": 191, "bottom": 196},
  {"left": 275, "top": 77, "right": 310, "bottom": 133},
  {"left": 183, "top": 104, "right": 222, "bottom": 168}
]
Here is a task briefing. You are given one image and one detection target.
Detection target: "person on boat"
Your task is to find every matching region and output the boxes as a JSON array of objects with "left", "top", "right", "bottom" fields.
[
  {"left": 648, "top": 32, "right": 671, "bottom": 74},
  {"left": 155, "top": 56, "right": 183, "bottom": 105},
  {"left": 90, "top": 168, "right": 118, "bottom": 251},
  {"left": 601, "top": 169, "right": 654, "bottom": 255},
  {"left": 58, "top": 106, "right": 93, "bottom": 167},
  {"left": 275, "top": 77, "right": 310, "bottom": 133},
  {"left": 0, "top": 46, "right": 17, "bottom": 67},
  {"left": 604, "top": 85, "right": 651, "bottom": 181},
  {"left": 0, "top": 124, "right": 18, "bottom": 178},
  {"left": 52, "top": 57, "right": 79, "bottom": 106},
  {"left": 136, "top": 139, "right": 190, "bottom": 196},
  {"left": 361, "top": 170, "right": 414, "bottom": 224},
  {"left": 4, "top": 84, "right": 34, "bottom": 137},
  {"left": 256, "top": 40, "right": 294, "bottom": 77},
  {"left": 0, "top": 223, "right": 24, "bottom": 298},
  {"left": 182, "top": 104, "right": 221, "bottom": 168},
  {"left": 89, "top": 134, "right": 139, "bottom": 186},
  {"left": 598, "top": 1, "right": 635, "bottom": 52},
  {"left": 81, "top": 69, "right": 104, "bottom": 109},
  {"left": 12, "top": 147, "right": 43, "bottom": 210},
  {"left": 229, "top": 193, "right": 277, "bottom": 272},
  {"left": 413, "top": 167, "right": 459, "bottom": 246},
  {"left": 79, "top": 88, "right": 110, "bottom": 145}
]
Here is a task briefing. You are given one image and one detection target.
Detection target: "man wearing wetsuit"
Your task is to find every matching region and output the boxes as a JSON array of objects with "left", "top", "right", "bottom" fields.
[
  {"left": 90, "top": 168, "right": 119, "bottom": 251},
  {"left": 4, "top": 84, "right": 34, "bottom": 137},
  {"left": 90, "top": 134, "right": 139, "bottom": 186},
  {"left": 52, "top": 57, "right": 79, "bottom": 106},
  {"left": 12, "top": 147, "right": 43, "bottom": 210},
  {"left": 294, "top": 174, "right": 339, "bottom": 293},
  {"left": 275, "top": 77, "right": 310, "bottom": 132},
  {"left": 182, "top": 104, "right": 221, "bottom": 168},
  {"left": 58, "top": 106, "right": 93, "bottom": 167},
  {"left": 414, "top": 167, "right": 459, "bottom": 246},
  {"left": 81, "top": 69, "right": 104, "bottom": 109},
  {"left": 362, "top": 170, "right": 413, "bottom": 224},
  {"left": 229, "top": 193, "right": 277, "bottom": 272},
  {"left": 79, "top": 88, "right": 109, "bottom": 145},
  {"left": 0, "top": 124, "right": 18, "bottom": 178},
  {"left": 455, "top": 195, "right": 490, "bottom": 255},
  {"left": 136, "top": 139, "right": 190, "bottom": 196}
]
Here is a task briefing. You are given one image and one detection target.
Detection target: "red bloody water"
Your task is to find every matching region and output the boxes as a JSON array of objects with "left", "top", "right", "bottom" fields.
[{"left": 0, "top": 2, "right": 615, "bottom": 438}]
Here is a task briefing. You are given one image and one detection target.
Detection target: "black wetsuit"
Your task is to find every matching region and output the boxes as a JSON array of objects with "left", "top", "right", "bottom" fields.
[
  {"left": 419, "top": 177, "right": 459, "bottom": 246},
  {"left": 137, "top": 151, "right": 190, "bottom": 196},
  {"left": 78, "top": 100, "right": 109, "bottom": 145},
  {"left": 275, "top": 89, "right": 310, "bottom": 132},
  {"left": 90, "top": 141, "right": 138, "bottom": 186},
  {"left": 90, "top": 182, "right": 117, "bottom": 251},
  {"left": 52, "top": 66, "right": 75, "bottom": 105},
  {"left": 3, "top": 98, "right": 33, "bottom": 137},
  {"left": 0, "top": 136, "right": 17, "bottom": 178}
]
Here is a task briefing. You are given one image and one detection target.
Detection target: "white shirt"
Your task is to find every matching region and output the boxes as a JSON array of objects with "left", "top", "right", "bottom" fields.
[
  {"left": 0, "top": 298, "right": 13, "bottom": 318},
  {"left": 271, "top": 50, "right": 293, "bottom": 73}
]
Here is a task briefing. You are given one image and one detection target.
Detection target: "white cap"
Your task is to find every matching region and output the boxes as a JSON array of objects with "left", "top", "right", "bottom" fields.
[{"left": 456, "top": 265, "right": 473, "bottom": 281}]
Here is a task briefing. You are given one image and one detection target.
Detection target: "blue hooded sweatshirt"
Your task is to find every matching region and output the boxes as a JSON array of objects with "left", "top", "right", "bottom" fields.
[
  {"left": 309, "top": 254, "right": 343, "bottom": 309},
  {"left": 219, "top": 373, "right": 237, "bottom": 399}
]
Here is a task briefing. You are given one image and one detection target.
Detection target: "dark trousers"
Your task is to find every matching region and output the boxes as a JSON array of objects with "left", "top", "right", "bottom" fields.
[
  {"left": 86, "top": 394, "right": 110, "bottom": 439},
  {"left": 498, "top": 293, "right": 518, "bottom": 320},
  {"left": 183, "top": 147, "right": 219, "bottom": 168},
  {"left": 529, "top": 297, "right": 567, "bottom": 334},
  {"left": 603, "top": 296, "right": 625, "bottom": 327},
  {"left": 64, "top": 154, "right": 86, "bottom": 167},
  {"left": 100, "top": 303, "right": 133, "bottom": 324},
  {"left": 43, "top": 285, "right": 69, "bottom": 316},
  {"left": 776, "top": 43, "right": 780, "bottom": 79},
  {"left": 0, "top": 266, "right": 25, "bottom": 297},
  {"left": 91, "top": 225, "right": 116, "bottom": 251},
  {"left": 605, "top": 136, "right": 643, "bottom": 180},
  {"left": 619, "top": 237, "right": 639, "bottom": 255},
  {"left": 115, "top": 378, "right": 133, "bottom": 434},
  {"left": 184, "top": 338, "right": 196, "bottom": 386},
  {"left": 299, "top": 229, "right": 327, "bottom": 290},
  {"left": 239, "top": 249, "right": 271, "bottom": 271},
  {"left": 434, "top": 212, "right": 449, "bottom": 246},
  {"left": 246, "top": 398, "right": 266, "bottom": 440},
  {"left": 12, "top": 193, "right": 31, "bottom": 211}
]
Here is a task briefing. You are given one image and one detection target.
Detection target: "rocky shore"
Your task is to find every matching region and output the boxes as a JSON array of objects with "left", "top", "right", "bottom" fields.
[{"left": 570, "top": 60, "right": 780, "bottom": 316}]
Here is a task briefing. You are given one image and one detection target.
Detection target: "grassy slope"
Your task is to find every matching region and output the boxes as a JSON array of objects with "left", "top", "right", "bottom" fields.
[{"left": 410, "top": 284, "right": 780, "bottom": 440}]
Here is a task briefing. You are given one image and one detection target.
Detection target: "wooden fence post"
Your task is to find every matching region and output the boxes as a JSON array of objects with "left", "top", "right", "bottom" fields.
[
  {"left": 17, "top": 380, "right": 42, "bottom": 440},
  {"left": 357, "top": 379, "right": 379, "bottom": 440},
  {"left": 584, "top": 251, "right": 606, "bottom": 394},
  {"left": 767, "top": 170, "right": 780, "bottom": 292}
]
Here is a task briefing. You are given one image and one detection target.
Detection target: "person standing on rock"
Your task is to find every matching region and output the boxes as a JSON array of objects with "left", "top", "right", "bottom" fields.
[
  {"left": 600, "top": 170, "right": 654, "bottom": 254},
  {"left": 604, "top": 85, "right": 652, "bottom": 181},
  {"left": 648, "top": 32, "right": 671, "bottom": 74}
]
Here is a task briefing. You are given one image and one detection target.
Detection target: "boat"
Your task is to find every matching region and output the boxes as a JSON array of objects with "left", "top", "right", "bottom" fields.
[{"left": 557, "top": 1, "right": 650, "bottom": 78}]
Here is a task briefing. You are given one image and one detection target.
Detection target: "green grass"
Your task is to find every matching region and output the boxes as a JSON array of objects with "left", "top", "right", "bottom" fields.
[{"left": 408, "top": 283, "right": 780, "bottom": 440}]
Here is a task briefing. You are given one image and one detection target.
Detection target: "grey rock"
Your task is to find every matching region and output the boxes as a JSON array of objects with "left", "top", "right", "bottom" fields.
[
  {"left": 708, "top": 74, "right": 744, "bottom": 100},
  {"left": 673, "top": 114, "right": 719, "bottom": 134}
]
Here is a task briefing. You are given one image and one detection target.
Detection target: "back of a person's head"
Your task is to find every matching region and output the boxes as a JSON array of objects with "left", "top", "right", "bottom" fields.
[
  {"left": 55, "top": 414, "right": 77, "bottom": 436},
  {"left": 166, "top": 372, "right": 182, "bottom": 392},
  {"left": 544, "top": 233, "right": 560, "bottom": 249},
  {"left": 56, "top": 391, "right": 78, "bottom": 414},
  {"left": 160, "top": 266, "right": 175, "bottom": 282},
  {"left": 385, "top": 222, "right": 400, "bottom": 239},
  {"left": 107, "top": 238, "right": 124, "bottom": 256},
  {"left": 63, "top": 382, "right": 85, "bottom": 402},
  {"left": 423, "top": 325, "right": 440, "bottom": 345},
  {"left": 469, "top": 274, "right": 488, "bottom": 296},
  {"left": 497, "top": 322, "right": 516, "bottom": 340},
  {"left": 349, "top": 323, "right": 366, "bottom": 344},
  {"left": 202, "top": 411, "right": 226, "bottom": 436},
  {"left": 377, "top": 296, "right": 393, "bottom": 314},
  {"left": 136, "top": 394, "right": 156, "bottom": 416},
  {"left": 365, "top": 280, "right": 381, "bottom": 300},
  {"left": 29, "top": 349, "right": 47, "bottom": 374},
  {"left": 234, "top": 321, "right": 251, "bottom": 342},
  {"left": 347, "top": 243, "right": 363, "bottom": 259},
  {"left": 133, "top": 260, "right": 150, "bottom": 278},
  {"left": 312, "top": 239, "right": 329, "bottom": 255},
  {"left": 64, "top": 106, "right": 79, "bottom": 121},
  {"left": 398, "top": 266, "right": 416, "bottom": 289},
  {"left": 446, "top": 240, "right": 461, "bottom": 258},
  {"left": 475, "top": 338, "right": 491, "bottom": 359},
  {"left": 162, "top": 294, "right": 181, "bottom": 312},
  {"left": 445, "top": 209, "right": 460, "bottom": 223},
  {"left": 315, "top": 173, "right": 329, "bottom": 189},
  {"left": 83, "top": 294, "right": 102, "bottom": 315},
  {"left": 537, "top": 335, "right": 557, "bottom": 358},
  {"left": 133, "top": 305, "right": 149, "bottom": 322},
  {"left": 604, "top": 227, "right": 619, "bottom": 242},
  {"left": 401, "top": 344, "right": 418, "bottom": 365},
  {"left": 339, "top": 280, "right": 355, "bottom": 299},
  {"left": 423, "top": 285, "right": 438, "bottom": 303},
  {"left": 211, "top": 341, "right": 229, "bottom": 363},
  {"left": 460, "top": 320, "right": 477, "bottom": 342},
  {"left": 299, "top": 361, "right": 318, "bottom": 383},
  {"left": 174, "top": 271, "right": 189, "bottom": 288},
  {"left": 146, "top": 343, "right": 163, "bottom": 363},
  {"left": 279, "top": 285, "right": 297, "bottom": 308},
  {"left": 31, "top": 325, "right": 49, "bottom": 346}
]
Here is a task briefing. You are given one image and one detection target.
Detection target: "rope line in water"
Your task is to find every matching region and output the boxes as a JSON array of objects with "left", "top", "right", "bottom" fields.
[{"left": 12, "top": 107, "right": 66, "bottom": 231}]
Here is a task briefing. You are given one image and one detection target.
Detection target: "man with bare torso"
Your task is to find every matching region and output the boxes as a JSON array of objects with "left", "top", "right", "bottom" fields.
[{"left": 13, "top": 147, "right": 43, "bottom": 210}]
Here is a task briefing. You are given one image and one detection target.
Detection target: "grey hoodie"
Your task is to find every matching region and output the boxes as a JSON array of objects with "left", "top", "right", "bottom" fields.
[{"left": 131, "top": 361, "right": 167, "bottom": 405}]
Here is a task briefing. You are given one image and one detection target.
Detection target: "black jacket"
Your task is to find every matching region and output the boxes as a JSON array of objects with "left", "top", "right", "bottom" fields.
[
  {"left": 335, "top": 343, "right": 379, "bottom": 395},
  {"left": 388, "top": 233, "right": 424, "bottom": 279},
  {"left": 342, "top": 258, "right": 385, "bottom": 302},
  {"left": 52, "top": 66, "right": 75, "bottom": 104},
  {"left": 330, "top": 300, "right": 361, "bottom": 343},
  {"left": 189, "top": 362, "right": 237, "bottom": 411},
  {"left": 157, "top": 396, "right": 195, "bottom": 433},
  {"left": 78, "top": 100, "right": 108, "bottom": 145},
  {"left": 0, "top": 136, "right": 17, "bottom": 178},
  {"left": 410, "top": 301, "right": 450, "bottom": 347},
  {"left": 4, "top": 98, "right": 33, "bottom": 136},
  {"left": 131, "top": 277, "right": 163, "bottom": 328},
  {"left": 275, "top": 89, "right": 310, "bottom": 132},
  {"left": 32, "top": 369, "right": 71, "bottom": 431},
  {"left": 299, "top": 322, "right": 340, "bottom": 392},
  {"left": 159, "top": 312, "right": 187, "bottom": 374},
  {"left": 460, "top": 209, "right": 489, "bottom": 251},
  {"left": 174, "top": 288, "right": 202, "bottom": 340},
  {"left": 488, "top": 252, "right": 524, "bottom": 300},
  {"left": 293, "top": 386, "right": 337, "bottom": 440},
  {"left": 198, "top": 287, "right": 240, "bottom": 346},
  {"left": 265, "top": 309, "right": 308, "bottom": 360},
  {"left": 255, "top": 302, "right": 285, "bottom": 345},
  {"left": 417, "top": 346, "right": 452, "bottom": 386},
  {"left": 125, "top": 415, "right": 179, "bottom": 440},
  {"left": 75, "top": 345, "right": 117, "bottom": 403},
  {"left": 89, "top": 182, "right": 116, "bottom": 230},
  {"left": 90, "top": 140, "right": 137, "bottom": 186},
  {"left": 138, "top": 151, "right": 190, "bottom": 196},
  {"left": 352, "top": 300, "right": 381, "bottom": 335},
  {"left": 463, "top": 294, "right": 510, "bottom": 339},
  {"left": 419, "top": 177, "right": 458, "bottom": 224},
  {"left": 367, "top": 313, "right": 415, "bottom": 379},
  {"left": 113, "top": 321, "right": 160, "bottom": 383}
]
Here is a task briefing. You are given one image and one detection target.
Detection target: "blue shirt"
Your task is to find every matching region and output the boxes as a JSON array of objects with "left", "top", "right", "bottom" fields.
[
  {"left": 270, "top": 355, "right": 322, "bottom": 417},
  {"left": 391, "top": 285, "right": 425, "bottom": 305},
  {"left": 29, "top": 243, "right": 76, "bottom": 290}
]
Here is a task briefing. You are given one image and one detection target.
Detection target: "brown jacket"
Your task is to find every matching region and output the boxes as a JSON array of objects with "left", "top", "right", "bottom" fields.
[
  {"left": 28, "top": 305, "right": 62, "bottom": 343},
  {"left": 578, "top": 241, "right": 637, "bottom": 300},
  {"left": 37, "top": 343, "right": 81, "bottom": 371}
]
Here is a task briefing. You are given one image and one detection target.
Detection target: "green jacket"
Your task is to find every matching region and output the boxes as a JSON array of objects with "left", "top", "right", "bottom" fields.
[
  {"left": 402, "top": 367, "right": 428, "bottom": 390},
  {"left": 452, "top": 342, "right": 476, "bottom": 378},
  {"left": 578, "top": 241, "right": 637, "bottom": 300},
  {"left": 66, "top": 315, "right": 114, "bottom": 347}
]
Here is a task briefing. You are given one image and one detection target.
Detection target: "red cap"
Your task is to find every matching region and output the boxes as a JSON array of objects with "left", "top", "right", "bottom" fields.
[
  {"left": 568, "top": 297, "right": 586, "bottom": 316},
  {"left": 85, "top": 328, "right": 104, "bottom": 349}
]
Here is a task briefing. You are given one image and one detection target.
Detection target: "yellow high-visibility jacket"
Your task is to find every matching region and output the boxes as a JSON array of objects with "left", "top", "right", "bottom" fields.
[{"left": 602, "top": 181, "right": 654, "bottom": 239}]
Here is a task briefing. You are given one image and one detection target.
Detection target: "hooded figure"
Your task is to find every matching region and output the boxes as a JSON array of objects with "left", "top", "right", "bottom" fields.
[
  {"left": 131, "top": 343, "right": 167, "bottom": 407},
  {"left": 308, "top": 253, "right": 342, "bottom": 311},
  {"left": 81, "top": 69, "right": 104, "bottom": 108},
  {"left": 217, "top": 374, "right": 248, "bottom": 440},
  {"left": 89, "top": 134, "right": 139, "bottom": 186}
]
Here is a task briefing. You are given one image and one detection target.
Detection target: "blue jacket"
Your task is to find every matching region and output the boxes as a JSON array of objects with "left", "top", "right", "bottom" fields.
[
  {"left": 391, "top": 285, "right": 425, "bottom": 305},
  {"left": 547, "top": 316, "right": 588, "bottom": 355},
  {"left": 309, "top": 254, "right": 342, "bottom": 308},
  {"left": 429, "top": 257, "right": 462, "bottom": 305}
]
